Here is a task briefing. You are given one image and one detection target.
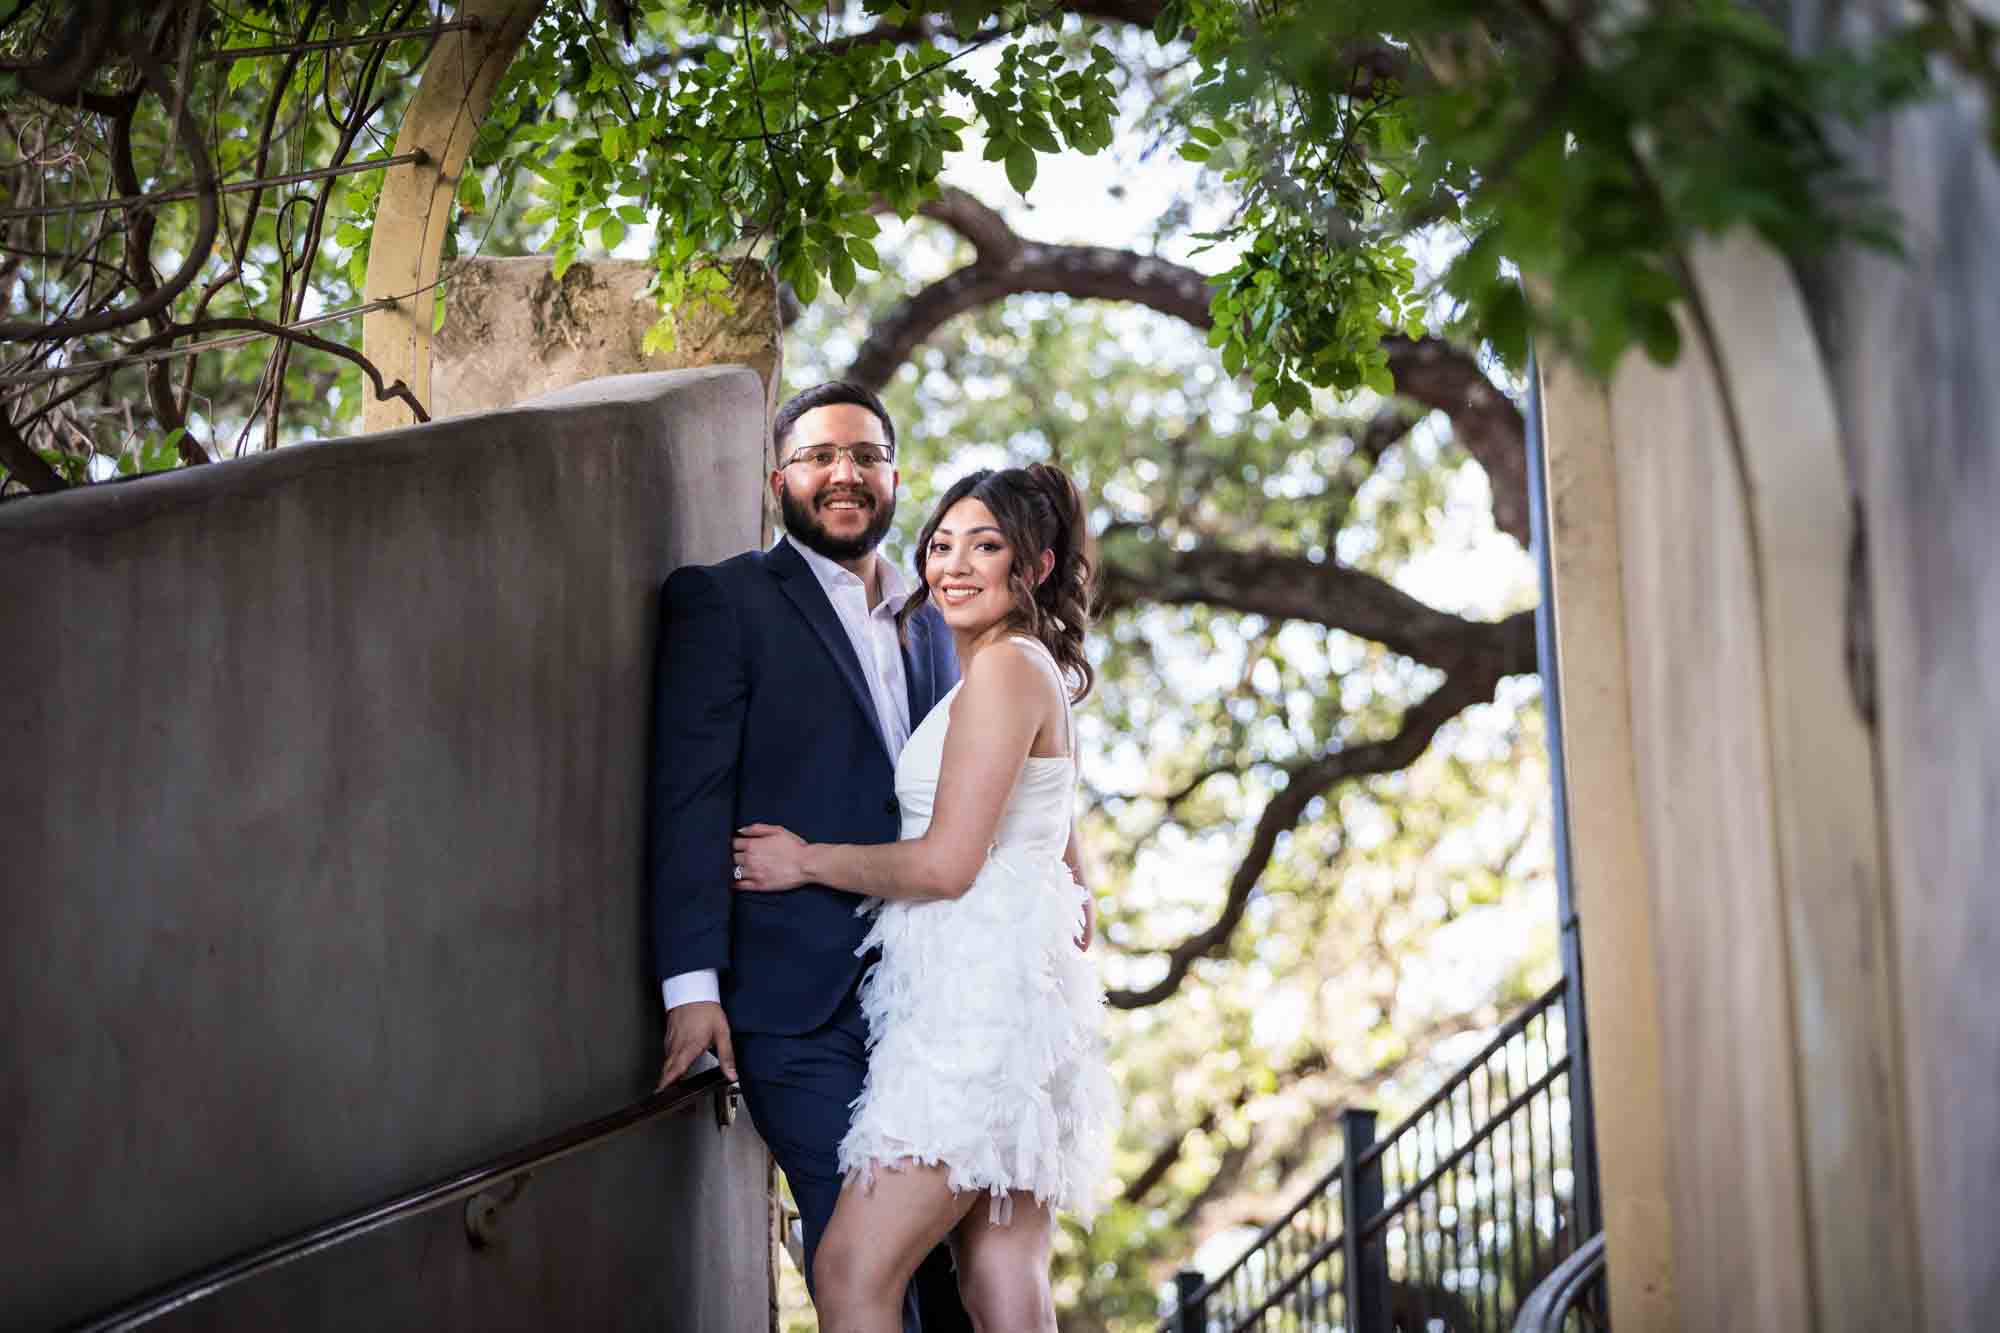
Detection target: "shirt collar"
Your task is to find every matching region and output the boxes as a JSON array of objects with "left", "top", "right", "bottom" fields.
[{"left": 782, "top": 533, "right": 910, "bottom": 613}]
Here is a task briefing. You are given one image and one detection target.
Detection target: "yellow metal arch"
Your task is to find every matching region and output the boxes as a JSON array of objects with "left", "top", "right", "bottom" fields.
[{"left": 361, "top": 0, "right": 547, "bottom": 432}]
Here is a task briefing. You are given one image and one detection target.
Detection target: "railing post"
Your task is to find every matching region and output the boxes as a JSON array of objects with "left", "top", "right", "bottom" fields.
[
  {"left": 1174, "top": 1269, "right": 1208, "bottom": 1333},
  {"left": 1524, "top": 345, "right": 1602, "bottom": 1244},
  {"left": 1340, "top": 1108, "right": 1389, "bottom": 1333}
]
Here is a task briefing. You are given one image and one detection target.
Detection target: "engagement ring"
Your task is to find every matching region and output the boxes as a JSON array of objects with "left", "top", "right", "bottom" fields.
[{"left": 732, "top": 865, "right": 745, "bottom": 881}]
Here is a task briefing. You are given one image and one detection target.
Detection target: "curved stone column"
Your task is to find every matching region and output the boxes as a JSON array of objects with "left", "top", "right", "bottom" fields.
[{"left": 1543, "top": 229, "right": 1918, "bottom": 1333}]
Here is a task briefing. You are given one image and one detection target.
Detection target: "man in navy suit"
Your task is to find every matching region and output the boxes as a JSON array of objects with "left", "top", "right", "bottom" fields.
[{"left": 649, "top": 381, "right": 964, "bottom": 1330}]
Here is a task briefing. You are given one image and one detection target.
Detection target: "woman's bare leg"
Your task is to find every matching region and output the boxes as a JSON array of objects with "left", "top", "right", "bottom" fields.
[
  {"left": 953, "top": 1191, "right": 1057, "bottom": 1333},
  {"left": 813, "top": 1163, "right": 978, "bottom": 1333}
]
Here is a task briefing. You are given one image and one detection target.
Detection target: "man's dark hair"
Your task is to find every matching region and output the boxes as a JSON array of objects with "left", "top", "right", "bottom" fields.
[{"left": 772, "top": 381, "right": 896, "bottom": 463}]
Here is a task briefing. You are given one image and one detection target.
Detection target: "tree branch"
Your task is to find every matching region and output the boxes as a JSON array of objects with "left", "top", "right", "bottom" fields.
[
  {"left": 128, "top": 318, "right": 430, "bottom": 423},
  {"left": 5, "top": 0, "right": 120, "bottom": 103},
  {"left": 846, "top": 238, "right": 1213, "bottom": 384},
  {"left": 904, "top": 186, "right": 1022, "bottom": 263},
  {"left": 1100, "top": 541, "right": 1536, "bottom": 674},
  {"left": 1379, "top": 333, "right": 1530, "bottom": 546},
  {"left": 0, "top": 409, "right": 68, "bottom": 493},
  {"left": 1105, "top": 649, "right": 1525, "bottom": 1010},
  {"left": 0, "top": 24, "right": 220, "bottom": 344},
  {"left": 844, "top": 210, "right": 1530, "bottom": 544}
]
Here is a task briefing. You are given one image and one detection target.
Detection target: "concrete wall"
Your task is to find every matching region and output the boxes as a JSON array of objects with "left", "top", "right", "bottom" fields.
[{"left": 0, "top": 368, "right": 772, "bottom": 1331}]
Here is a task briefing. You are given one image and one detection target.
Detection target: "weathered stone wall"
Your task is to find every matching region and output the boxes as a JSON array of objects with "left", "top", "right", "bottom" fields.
[
  {"left": 1546, "top": 235, "right": 1905, "bottom": 1333},
  {"left": 432, "top": 257, "right": 782, "bottom": 426},
  {"left": 0, "top": 368, "right": 772, "bottom": 1331},
  {"left": 1542, "top": 34, "right": 2000, "bottom": 1329},
  {"left": 1789, "top": 12, "right": 2000, "bottom": 1326}
]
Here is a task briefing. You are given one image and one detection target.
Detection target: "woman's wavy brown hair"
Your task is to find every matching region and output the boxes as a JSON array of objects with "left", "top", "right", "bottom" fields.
[{"left": 898, "top": 462, "right": 1096, "bottom": 701}]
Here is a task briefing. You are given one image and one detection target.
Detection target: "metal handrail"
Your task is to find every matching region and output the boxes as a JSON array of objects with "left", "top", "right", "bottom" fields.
[
  {"left": 1510, "top": 1231, "right": 1607, "bottom": 1332},
  {"left": 68, "top": 1069, "right": 736, "bottom": 1333},
  {"left": 1168, "top": 981, "right": 1567, "bottom": 1318},
  {"left": 1207, "top": 1057, "right": 1571, "bottom": 1333},
  {"left": 1353, "top": 1058, "right": 1569, "bottom": 1240},
  {"left": 1354, "top": 982, "right": 1564, "bottom": 1173}
]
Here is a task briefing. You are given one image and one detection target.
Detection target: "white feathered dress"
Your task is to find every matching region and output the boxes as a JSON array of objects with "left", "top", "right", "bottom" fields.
[{"left": 837, "top": 636, "right": 1116, "bottom": 1224}]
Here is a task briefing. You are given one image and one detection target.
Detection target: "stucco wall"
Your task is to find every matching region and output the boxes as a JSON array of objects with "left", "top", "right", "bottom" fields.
[{"left": 0, "top": 368, "right": 772, "bottom": 1331}]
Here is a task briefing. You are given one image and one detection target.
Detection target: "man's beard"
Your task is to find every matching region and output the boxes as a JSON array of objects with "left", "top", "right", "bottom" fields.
[{"left": 781, "top": 485, "right": 896, "bottom": 562}]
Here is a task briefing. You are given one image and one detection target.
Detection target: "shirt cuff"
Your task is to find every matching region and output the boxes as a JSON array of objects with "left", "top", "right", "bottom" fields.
[{"left": 662, "top": 969, "right": 721, "bottom": 1011}]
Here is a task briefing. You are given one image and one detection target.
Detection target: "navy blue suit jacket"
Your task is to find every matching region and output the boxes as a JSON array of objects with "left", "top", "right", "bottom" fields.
[{"left": 648, "top": 538, "right": 959, "bottom": 1036}]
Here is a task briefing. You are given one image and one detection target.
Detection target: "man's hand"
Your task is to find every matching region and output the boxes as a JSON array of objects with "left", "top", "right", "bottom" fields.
[{"left": 658, "top": 1000, "right": 736, "bottom": 1088}]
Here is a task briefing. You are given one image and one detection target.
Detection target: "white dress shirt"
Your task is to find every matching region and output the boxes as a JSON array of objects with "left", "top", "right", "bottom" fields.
[{"left": 662, "top": 535, "right": 913, "bottom": 1011}]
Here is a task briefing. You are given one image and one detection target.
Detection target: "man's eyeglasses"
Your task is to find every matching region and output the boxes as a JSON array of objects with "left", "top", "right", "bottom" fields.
[{"left": 782, "top": 444, "right": 894, "bottom": 472}]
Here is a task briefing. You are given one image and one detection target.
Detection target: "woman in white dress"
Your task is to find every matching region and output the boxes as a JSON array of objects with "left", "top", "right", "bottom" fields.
[{"left": 732, "top": 462, "right": 1115, "bottom": 1333}]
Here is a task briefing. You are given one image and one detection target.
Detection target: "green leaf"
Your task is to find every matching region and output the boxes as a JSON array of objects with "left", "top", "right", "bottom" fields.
[
  {"left": 791, "top": 262, "right": 821, "bottom": 305},
  {"left": 948, "top": 0, "right": 988, "bottom": 37},
  {"left": 641, "top": 313, "right": 678, "bottom": 357},
  {"left": 149, "top": 429, "right": 186, "bottom": 472},
  {"left": 1018, "top": 117, "right": 1060, "bottom": 153},
  {"left": 1634, "top": 302, "right": 1682, "bottom": 365},
  {"left": 1004, "top": 142, "right": 1038, "bottom": 195},
  {"left": 601, "top": 219, "right": 627, "bottom": 250}
]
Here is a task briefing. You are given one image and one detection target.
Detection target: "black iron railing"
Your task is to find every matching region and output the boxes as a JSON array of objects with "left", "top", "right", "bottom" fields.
[
  {"left": 1511, "top": 1232, "right": 1607, "bottom": 1333},
  {"left": 69, "top": 1069, "right": 737, "bottom": 1332},
  {"left": 1164, "top": 981, "right": 1598, "bottom": 1333}
]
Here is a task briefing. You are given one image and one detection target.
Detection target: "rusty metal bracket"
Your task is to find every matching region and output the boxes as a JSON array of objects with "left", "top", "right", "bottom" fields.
[
  {"left": 463, "top": 1171, "right": 530, "bottom": 1249},
  {"left": 714, "top": 1083, "right": 739, "bottom": 1131}
]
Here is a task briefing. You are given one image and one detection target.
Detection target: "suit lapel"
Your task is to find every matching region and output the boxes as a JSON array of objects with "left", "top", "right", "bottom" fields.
[
  {"left": 902, "top": 609, "right": 934, "bottom": 724},
  {"left": 768, "top": 539, "right": 893, "bottom": 761}
]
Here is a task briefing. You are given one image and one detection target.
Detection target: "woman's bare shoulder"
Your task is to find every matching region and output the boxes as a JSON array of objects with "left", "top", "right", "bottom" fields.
[
  {"left": 959, "top": 638, "right": 1063, "bottom": 729},
  {"left": 960, "top": 636, "right": 1048, "bottom": 695}
]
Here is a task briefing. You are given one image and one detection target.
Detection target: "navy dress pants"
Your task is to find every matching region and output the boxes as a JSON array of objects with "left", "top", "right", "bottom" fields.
[{"left": 733, "top": 982, "right": 972, "bottom": 1333}]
